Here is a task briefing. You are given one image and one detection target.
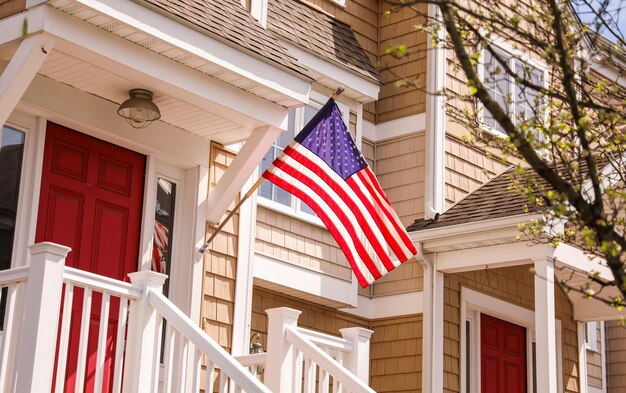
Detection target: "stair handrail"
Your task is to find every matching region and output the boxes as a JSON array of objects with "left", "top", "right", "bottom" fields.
[
  {"left": 147, "top": 289, "right": 273, "bottom": 393},
  {"left": 0, "top": 266, "right": 29, "bottom": 287},
  {"left": 285, "top": 325, "right": 376, "bottom": 393}
]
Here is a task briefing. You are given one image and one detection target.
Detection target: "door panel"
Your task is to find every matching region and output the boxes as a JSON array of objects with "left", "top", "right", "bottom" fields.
[
  {"left": 37, "top": 122, "right": 145, "bottom": 393},
  {"left": 481, "top": 313, "right": 526, "bottom": 393}
]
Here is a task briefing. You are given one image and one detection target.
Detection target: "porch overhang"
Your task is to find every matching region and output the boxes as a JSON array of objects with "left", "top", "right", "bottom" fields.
[
  {"left": 411, "top": 214, "right": 623, "bottom": 322},
  {"left": 0, "top": 3, "right": 311, "bottom": 144}
]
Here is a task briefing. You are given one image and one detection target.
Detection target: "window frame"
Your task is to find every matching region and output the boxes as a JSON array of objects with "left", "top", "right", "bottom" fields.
[
  {"left": 257, "top": 91, "right": 350, "bottom": 227},
  {"left": 477, "top": 39, "right": 549, "bottom": 137}
]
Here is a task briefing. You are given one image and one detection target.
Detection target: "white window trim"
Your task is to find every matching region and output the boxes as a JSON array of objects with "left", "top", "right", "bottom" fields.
[
  {"left": 4, "top": 111, "right": 44, "bottom": 268},
  {"left": 477, "top": 38, "right": 550, "bottom": 137},
  {"left": 584, "top": 321, "right": 599, "bottom": 351},
  {"left": 257, "top": 90, "right": 350, "bottom": 227},
  {"left": 460, "top": 287, "right": 563, "bottom": 393}
]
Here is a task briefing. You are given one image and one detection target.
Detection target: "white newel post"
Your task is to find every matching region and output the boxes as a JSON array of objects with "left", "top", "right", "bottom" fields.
[
  {"left": 265, "top": 307, "right": 302, "bottom": 393},
  {"left": 339, "top": 327, "right": 374, "bottom": 384},
  {"left": 534, "top": 257, "right": 557, "bottom": 393},
  {"left": 14, "top": 242, "right": 70, "bottom": 393},
  {"left": 123, "top": 270, "right": 168, "bottom": 393}
]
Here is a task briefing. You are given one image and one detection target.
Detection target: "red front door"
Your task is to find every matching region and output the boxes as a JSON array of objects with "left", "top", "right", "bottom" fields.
[
  {"left": 481, "top": 313, "right": 527, "bottom": 393},
  {"left": 36, "top": 122, "right": 145, "bottom": 392}
]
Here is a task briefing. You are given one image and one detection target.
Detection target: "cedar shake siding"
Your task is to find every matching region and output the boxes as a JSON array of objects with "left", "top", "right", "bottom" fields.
[
  {"left": 200, "top": 144, "right": 240, "bottom": 390},
  {"left": 378, "top": 3, "right": 427, "bottom": 123},
  {"left": 373, "top": 132, "right": 426, "bottom": 227},
  {"left": 444, "top": 135, "right": 508, "bottom": 208},
  {"left": 443, "top": 264, "right": 580, "bottom": 393},
  {"left": 0, "top": 0, "right": 24, "bottom": 18},
  {"left": 370, "top": 316, "right": 423, "bottom": 393},
  {"left": 255, "top": 206, "right": 352, "bottom": 281},
  {"left": 607, "top": 320, "right": 626, "bottom": 390}
]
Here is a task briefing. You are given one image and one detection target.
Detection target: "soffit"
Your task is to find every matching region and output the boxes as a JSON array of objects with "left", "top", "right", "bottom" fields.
[{"left": 47, "top": 0, "right": 306, "bottom": 106}]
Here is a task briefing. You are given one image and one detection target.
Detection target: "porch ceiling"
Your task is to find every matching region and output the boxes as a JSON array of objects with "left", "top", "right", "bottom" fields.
[
  {"left": 36, "top": 50, "right": 246, "bottom": 143},
  {"left": 1, "top": 1, "right": 312, "bottom": 145}
]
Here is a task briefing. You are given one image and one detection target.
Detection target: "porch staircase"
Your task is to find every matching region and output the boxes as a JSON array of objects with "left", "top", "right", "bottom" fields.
[{"left": 0, "top": 242, "right": 375, "bottom": 393}]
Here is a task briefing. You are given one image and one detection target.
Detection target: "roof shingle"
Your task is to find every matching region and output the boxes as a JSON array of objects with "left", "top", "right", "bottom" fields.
[
  {"left": 267, "top": 0, "right": 382, "bottom": 84},
  {"left": 140, "top": 0, "right": 309, "bottom": 77},
  {"left": 407, "top": 167, "right": 547, "bottom": 232}
]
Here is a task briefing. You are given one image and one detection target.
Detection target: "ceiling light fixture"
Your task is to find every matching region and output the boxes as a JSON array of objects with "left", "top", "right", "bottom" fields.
[{"left": 117, "top": 89, "right": 161, "bottom": 129}]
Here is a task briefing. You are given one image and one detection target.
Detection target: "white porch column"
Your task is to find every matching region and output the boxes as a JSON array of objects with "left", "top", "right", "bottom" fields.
[
  {"left": 265, "top": 307, "right": 302, "bottom": 393},
  {"left": 420, "top": 252, "right": 444, "bottom": 393},
  {"left": 123, "top": 271, "right": 168, "bottom": 393},
  {"left": 14, "top": 242, "right": 70, "bottom": 393},
  {"left": 0, "top": 33, "right": 53, "bottom": 126},
  {"left": 534, "top": 257, "right": 558, "bottom": 393},
  {"left": 339, "top": 327, "right": 374, "bottom": 384}
]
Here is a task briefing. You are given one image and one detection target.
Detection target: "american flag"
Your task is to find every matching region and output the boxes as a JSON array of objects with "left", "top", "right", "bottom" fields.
[{"left": 262, "top": 98, "right": 418, "bottom": 287}]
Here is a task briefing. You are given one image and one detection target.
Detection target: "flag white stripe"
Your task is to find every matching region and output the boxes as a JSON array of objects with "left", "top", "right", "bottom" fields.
[
  {"left": 271, "top": 151, "right": 391, "bottom": 277},
  {"left": 350, "top": 174, "right": 414, "bottom": 263},
  {"left": 357, "top": 169, "right": 415, "bottom": 257},
  {"left": 288, "top": 143, "right": 396, "bottom": 269},
  {"left": 266, "top": 163, "right": 377, "bottom": 284}
]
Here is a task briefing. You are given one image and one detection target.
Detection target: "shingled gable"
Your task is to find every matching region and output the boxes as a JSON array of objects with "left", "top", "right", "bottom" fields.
[
  {"left": 407, "top": 166, "right": 549, "bottom": 232},
  {"left": 267, "top": 0, "right": 382, "bottom": 84},
  {"left": 139, "top": 0, "right": 310, "bottom": 78}
]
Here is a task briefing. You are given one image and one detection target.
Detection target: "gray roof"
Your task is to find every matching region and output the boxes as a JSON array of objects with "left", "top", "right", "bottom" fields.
[
  {"left": 267, "top": 0, "right": 382, "bottom": 84},
  {"left": 407, "top": 167, "right": 547, "bottom": 232},
  {"left": 140, "top": 0, "right": 310, "bottom": 78}
]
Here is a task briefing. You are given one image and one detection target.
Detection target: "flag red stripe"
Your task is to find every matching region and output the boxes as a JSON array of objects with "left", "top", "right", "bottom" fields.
[
  {"left": 344, "top": 176, "right": 407, "bottom": 261},
  {"left": 263, "top": 171, "right": 372, "bottom": 287},
  {"left": 283, "top": 146, "right": 396, "bottom": 271},
  {"left": 362, "top": 166, "right": 391, "bottom": 204},
  {"left": 356, "top": 170, "right": 417, "bottom": 255},
  {"left": 268, "top": 158, "right": 384, "bottom": 279}
]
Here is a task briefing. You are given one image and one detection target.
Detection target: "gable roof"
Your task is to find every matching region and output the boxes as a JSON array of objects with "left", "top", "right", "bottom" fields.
[
  {"left": 407, "top": 167, "right": 547, "bottom": 232},
  {"left": 267, "top": 0, "right": 382, "bottom": 84},
  {"left": 139, "top": 0, "right": 310, "bottom": 78}
]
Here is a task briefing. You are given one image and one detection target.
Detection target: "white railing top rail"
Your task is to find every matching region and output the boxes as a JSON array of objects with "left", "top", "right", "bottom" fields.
[
  {"left": 62, "top": 266, "right": 142, "bottom": 299},
  {"left": 0, "top": 266, "right": 29, "bottom": 287},
  {"left": 296, "top": 327, "right": 353, "bottom": 353},
  {"left": 285, "top": 325, "right": 376, "bottom": 393},
  {"left": 147, "top": 289, "right": 273, "bottom": 393}
]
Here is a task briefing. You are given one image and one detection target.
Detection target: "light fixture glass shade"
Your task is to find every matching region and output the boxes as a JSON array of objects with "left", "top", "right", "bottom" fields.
[{"left": 117, "top": 89, "right": 161, "bottom": 129}]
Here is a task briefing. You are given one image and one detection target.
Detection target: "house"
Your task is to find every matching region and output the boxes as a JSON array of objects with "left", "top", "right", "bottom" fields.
[{"left": 0, "top": 0, "right": 624, "bottom": 393}]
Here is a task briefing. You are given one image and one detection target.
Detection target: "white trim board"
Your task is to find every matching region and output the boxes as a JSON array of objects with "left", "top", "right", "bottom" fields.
[
  {"left": 339, "top": 292, "right": 423, "bottom": 319},
  {"left": 253, "top": 253, "right": 358, "bottom": 307},
  {"left": 362, "top": 113, "right": 426, "bottom": 142}
]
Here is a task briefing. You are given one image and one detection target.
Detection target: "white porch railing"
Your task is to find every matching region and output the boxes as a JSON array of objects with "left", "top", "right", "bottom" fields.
[
  {"left": 264, "top": 307, "right": 375, "bottom": 393},
  {"left": 0, "top": 243, "right": 375, "bottom": 393}
]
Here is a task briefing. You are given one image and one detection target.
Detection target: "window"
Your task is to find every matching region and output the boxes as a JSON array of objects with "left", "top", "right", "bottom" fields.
[
  {"left": 584, "top": 321, "right": 598, "bottom": 351},
  {"left": 482, "top": 46, "right": 545, "bottom": 134},
  {"left": 0, "top": 125, "right": 25, "bottom": 329},
  {"left": 258, "top": 97, "right": 349, "bottom": 222}
]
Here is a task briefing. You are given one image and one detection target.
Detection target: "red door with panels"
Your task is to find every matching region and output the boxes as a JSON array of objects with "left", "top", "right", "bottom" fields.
[
  {"left": 36, "top": 122, "right": 145, "bottom": 392},
  {"left": 481, "top": 313, "right": 527, "bottom": 393}
]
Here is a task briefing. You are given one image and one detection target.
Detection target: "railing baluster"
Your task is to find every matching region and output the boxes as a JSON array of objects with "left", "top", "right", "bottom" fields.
[
  {"left": 74, "top": 288, "right": 93, "bottom": 393},
  {"left": 205, "top": 360, "right": 215, "bottom": 393},
  {"left": 335, "top": 352, "right": 344, "bottom": 393},
  {"left": 193, "top": 346, "right": 202, "bottom": 393},
  {"left": 304, "top": 358, "right": 317, "bottom": 393},
  {"left": 294, "top": 349, "right": 304, "bottom": 393},
  {"left": 218, "top": 369, "right": 228, "bottom": 393},
  {"left": 93, "top": 292, "right": 111, "bottom": 393},
  {"left": 112, "top": 297, "right": 128, "bottom": 393},
  {"left": 164, "top": 327, "right": 177, "bottom": 393},
  {"left": 320, "top": 368, "right": 330, "bottom": 393},
  {"left": 54, "top": 283, "right": 75, "bottom": 393},
  {"left": 0, "top": 285, "right": 19, "bottom": 392}
]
